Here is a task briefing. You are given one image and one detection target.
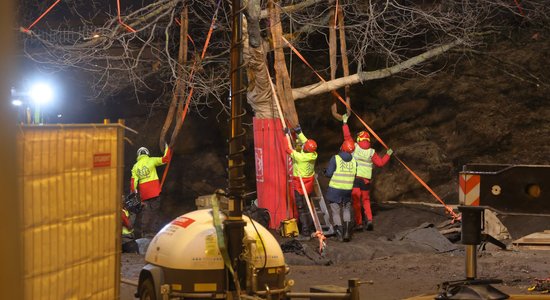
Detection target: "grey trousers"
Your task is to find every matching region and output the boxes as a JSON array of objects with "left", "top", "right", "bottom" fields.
[{"left": 330, "top": 202, "right": 351, "bottom": 226}]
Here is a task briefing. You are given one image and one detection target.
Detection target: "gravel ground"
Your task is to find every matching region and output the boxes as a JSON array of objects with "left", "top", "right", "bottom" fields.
[{"left": 120, "top": 203, "right": 550, "bottom": 299}]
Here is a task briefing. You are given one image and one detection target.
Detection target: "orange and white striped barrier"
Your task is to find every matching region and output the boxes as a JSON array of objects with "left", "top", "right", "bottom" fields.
[{"left": 459, "top": 173, "right": 480, "bottom": 206}]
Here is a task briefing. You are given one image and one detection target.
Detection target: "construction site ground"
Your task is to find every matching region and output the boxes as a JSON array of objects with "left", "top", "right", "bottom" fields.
[{"left": 120, "top": 202, "right": 550, "bottom": 299}]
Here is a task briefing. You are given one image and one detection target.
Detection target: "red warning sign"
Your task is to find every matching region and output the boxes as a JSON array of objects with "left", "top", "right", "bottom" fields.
[
  {"left": 93, "top": 153, "right": 111, "bottom": 168},
  {"left": 171, "top": 216, "right": 195, "bottom": 228}
]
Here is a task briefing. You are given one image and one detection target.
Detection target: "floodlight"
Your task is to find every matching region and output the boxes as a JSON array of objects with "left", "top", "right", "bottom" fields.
[
  {"left": 12, "top": 99, "right": 22, "bottom": 106},
  {"left": 29, "top": 83, "right": 54, "bottom": 105}
]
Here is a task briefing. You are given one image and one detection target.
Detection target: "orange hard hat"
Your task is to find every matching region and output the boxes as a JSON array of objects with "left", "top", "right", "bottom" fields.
[
  {"left": 357, "top": 131, "right": 370, "bottom": 143},
  {"left": 340, "top": 140, "right": 355, "bottom": 153},
  {"left": 303, "top": 139, "right": 317, "bottom": 153}
]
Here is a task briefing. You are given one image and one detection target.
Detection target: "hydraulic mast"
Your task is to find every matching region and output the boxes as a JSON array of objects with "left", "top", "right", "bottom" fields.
[{"left": 225, "top": 0, "right": 247, "bottom": 293}]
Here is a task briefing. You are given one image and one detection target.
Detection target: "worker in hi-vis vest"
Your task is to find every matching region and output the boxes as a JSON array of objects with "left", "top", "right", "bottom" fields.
[
  {"left": 130, "top": 146, "right": 172, "bottom": 238},
  {"left": 324, "top": 139, "right": 357, "bottom": 242},
  {"left": 285, "top": 125, "right": 318, "bottom": 241},
  {"left": 121, "top": 207, "right": 138, "bottom": 253},
  {"left": 341, "top": 114, "right": 392, "bottom": 231}
]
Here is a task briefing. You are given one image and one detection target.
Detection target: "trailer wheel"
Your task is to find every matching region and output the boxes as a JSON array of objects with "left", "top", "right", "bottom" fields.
[{"left": 139, "top": 277, "right": 156, "bottom": 300}]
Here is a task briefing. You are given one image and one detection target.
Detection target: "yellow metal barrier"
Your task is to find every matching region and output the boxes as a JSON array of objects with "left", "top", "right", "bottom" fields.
[{"left": 17, "top": 124, "right": 124, "bottom": 300}]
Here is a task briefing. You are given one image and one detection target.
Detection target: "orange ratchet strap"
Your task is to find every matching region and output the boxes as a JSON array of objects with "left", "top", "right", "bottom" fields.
[{"left": 23, "top": 0, "right": 62, "bottom": 33}]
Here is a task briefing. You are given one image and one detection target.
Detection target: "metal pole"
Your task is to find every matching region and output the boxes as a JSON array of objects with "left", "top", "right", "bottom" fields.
[
  {"left": 226, "top": 0, "right": 247, "bottom": 293},
  {"left": 465, "top": 245, "right": 477, "bottom": 280}
]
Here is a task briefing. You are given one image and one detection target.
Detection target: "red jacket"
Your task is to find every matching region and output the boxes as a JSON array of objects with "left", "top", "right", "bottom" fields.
[{"left": 342, "top": 124, "right": 389, "bottom": 180}]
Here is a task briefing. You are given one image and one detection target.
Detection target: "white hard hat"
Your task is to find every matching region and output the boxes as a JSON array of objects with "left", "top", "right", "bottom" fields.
[{"left": 137, "top": 147, "right": 150, "bottom": 157}]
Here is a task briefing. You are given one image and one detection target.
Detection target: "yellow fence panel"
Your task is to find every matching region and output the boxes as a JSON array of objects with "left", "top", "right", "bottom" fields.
[{"left": 17, "top": 124, "right": 124, "bottom": 300}]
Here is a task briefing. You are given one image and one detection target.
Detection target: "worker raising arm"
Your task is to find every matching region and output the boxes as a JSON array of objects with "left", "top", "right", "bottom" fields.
[
  {"left": 130, "top": 146, "right": 172, "bottom": 238},
  {"left": 285, "top": 125, "right": 318, "bottom": 241},
  {"left": 341, "top": 113, "right": 393, "bottom": 231}
]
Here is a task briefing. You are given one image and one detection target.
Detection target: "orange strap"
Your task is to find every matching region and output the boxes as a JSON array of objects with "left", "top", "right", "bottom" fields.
[
  {"left": 23, "top": 0, "right": 62, "bottom": 33},
  {"left": 513, "top": 0, "right": 524, "bottom": 16},
  {"left": 116, "top": 0, "right": 136, "bottom": 32},
  {"left": 314, "top": 230, "right": 327, "bottom": 255},
  {"left": 23, "top": 0, "right": 136, "bottom": 33},
  {"left": 160, "top": 3, "right": 220, "bottom": 190},
  {"left": 281, "top": 36, "right": 459, "bottom": 220}
]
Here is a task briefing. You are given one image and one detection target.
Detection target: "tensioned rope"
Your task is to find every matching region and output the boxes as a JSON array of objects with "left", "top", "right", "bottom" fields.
[
  {"left": 267, "top": 65, "right": 327, "bottom": 254},
  {"left": 513, "top": 0, "right": 524, "bottom": 16},
  {"left": 22, "top": 0, "right": 61, "bottom": 33},
  {"left": 117, "top": 0, "right": 136, "bottom": 32},
  {"left": 23, "top": 0, "right": 137, "bottom": 33},
  {"left": 281, "top": 36, "right": 459, "bottom": 221}
]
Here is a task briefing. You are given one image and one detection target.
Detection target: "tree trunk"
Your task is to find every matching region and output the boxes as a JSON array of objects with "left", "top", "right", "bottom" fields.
[
  {"left": 328, "top": 6, "right": 351, "bottom": 121},
  {"left": 169, "top": 6, "right": 190, "bottom": 148},
  {"left": 159, "top": 6, "right": 188, "bottom": 151},
  {"left": 270, "top": 0, "right": 299, "bottom": 127}
]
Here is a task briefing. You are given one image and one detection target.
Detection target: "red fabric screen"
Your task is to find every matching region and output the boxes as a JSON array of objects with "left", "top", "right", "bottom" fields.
[{"left": 253, "top": 118, "right": 294, "bottom": 228}]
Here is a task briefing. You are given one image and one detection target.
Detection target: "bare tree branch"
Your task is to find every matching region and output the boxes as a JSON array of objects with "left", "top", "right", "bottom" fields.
[{"left": 292, "top": 39, "right": 463, "bottom": 100}]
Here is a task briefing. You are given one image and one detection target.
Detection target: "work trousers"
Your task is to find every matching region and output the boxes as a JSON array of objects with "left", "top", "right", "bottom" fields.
[
  {"left": 136, "top": 196, "right": 162, "bottom": 238},
  {"left": 295, "top": 191, "right": 313, "bottom": 235},
  {"left": 352, "top": 188, "right": 373, "bottom": 225},
  {"left": 330, "top": 201, "right": 351, "bottom": 227}
]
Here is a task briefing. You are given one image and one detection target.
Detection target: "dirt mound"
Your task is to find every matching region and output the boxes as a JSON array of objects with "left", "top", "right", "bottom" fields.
[{"left": 280, "top": 203, "right": 453, "bottom": 266}]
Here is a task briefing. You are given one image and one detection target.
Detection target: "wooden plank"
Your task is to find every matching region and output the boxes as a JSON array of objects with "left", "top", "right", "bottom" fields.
[
  {"left": 514, "top": 232, "right": 550, "bottom": 245},
  {"left": 405, "top": 294, "right": 550, "bottom": 300}
]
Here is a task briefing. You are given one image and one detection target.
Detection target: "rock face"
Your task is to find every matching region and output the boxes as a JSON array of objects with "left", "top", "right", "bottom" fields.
[
  {"left": 301, "top": 36, "right": 550, "bottom": 208},
  {"left": 125, "top": 34, "right": 550, "bottom": 220}
]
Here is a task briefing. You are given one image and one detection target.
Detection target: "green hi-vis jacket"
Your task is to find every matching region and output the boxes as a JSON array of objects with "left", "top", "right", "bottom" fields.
[{"left": 130, "top": 147, "right": 171, "bottom": 201}]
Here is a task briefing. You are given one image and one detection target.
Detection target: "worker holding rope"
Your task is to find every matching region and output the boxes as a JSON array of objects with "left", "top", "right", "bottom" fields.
[
  {"left": 342, "top": 114, "right": 393, "bottom": 231},
  {"left": 324, "top": 139, "right": 357, "bottom": 242},
  {"left": 130, "top": 146, "right": 172, "bottom": 238},
  {"left": 284, "top": 125, "right": 318, "bottom": 241}
]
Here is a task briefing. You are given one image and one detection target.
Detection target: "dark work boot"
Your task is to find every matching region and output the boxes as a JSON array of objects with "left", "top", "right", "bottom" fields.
[
  {"left": 354, "top": 221, "right": 363, "bottom": 232},
  {"left": 364, "top": 220, "right": 373, "bottom": 231},
  {"left": 343, "top": 222, "right": 352, "bottom": 242},
  {"left": 334, "top": 225, "right": 344, "bottom": 242},
  {"left": 298, "top": 213, "right": 312, "bottom": 241}
]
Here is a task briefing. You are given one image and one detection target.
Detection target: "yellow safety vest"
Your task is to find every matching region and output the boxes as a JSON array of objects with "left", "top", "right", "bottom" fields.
[
  {"left": 131, "top": 155, "right": 163, "bottom": 186},
  {"left": 353, "top": 146, "right": 375, "bottom": 179},
  {"left": 329, "top": 155, "right": 357, "bottom": 190},
  {"left": 290, "top": 132, "right": 317, "bottom": 177},
  {"left": 291, "top": 151, "right": 317, "bottom": 177},
  {"left": 122, "top": 209, "right": 133, "bottom": 235}
]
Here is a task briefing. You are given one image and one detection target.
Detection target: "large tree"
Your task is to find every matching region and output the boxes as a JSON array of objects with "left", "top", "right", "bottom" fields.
[{"left": 19, "top": 0, "right": 550, "bottom": 145}]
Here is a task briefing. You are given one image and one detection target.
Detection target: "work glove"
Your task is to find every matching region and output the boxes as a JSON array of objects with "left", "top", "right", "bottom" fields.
[
  {"left": 283, "top": 127, "right": 291, "bottom": 135},
  {"left": 294, "top": 124, "right": 302, "bottom": 134},
  {"left": 342, "top": 113, "right": 349, "bottom": 124},
  {"left": 387, "top": 148, "right": 394, "bottom": 156}
]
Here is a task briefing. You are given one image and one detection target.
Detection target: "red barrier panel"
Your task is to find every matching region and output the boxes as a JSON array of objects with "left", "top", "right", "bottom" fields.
[{"left": 253, "top": 118, "right": 293, "bottom": 228}]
